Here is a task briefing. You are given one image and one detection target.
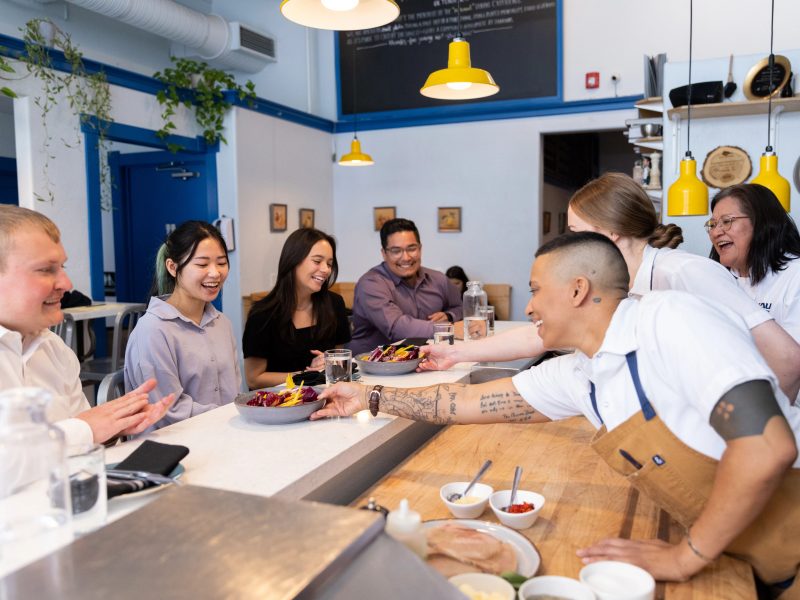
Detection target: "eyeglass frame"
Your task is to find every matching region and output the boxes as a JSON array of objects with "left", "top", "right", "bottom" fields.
[
  {"left": 383, "top": 244, "right": 421, "bottom": 259},
  {"left": 703, "top": 214, "right": 750, "bottom": 234}
]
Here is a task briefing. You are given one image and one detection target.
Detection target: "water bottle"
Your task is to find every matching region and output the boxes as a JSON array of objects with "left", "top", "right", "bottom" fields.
[
  {"left": 463, "top": 281, "right": 489, "bottom": 341},
  {"left": 0, "top": 388, "right": 73, "bottom": 578}
]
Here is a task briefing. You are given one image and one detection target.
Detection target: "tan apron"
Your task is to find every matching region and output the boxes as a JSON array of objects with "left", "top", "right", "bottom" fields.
[{"left": 589, "top": 351, "right": 800, "bottom": 596}]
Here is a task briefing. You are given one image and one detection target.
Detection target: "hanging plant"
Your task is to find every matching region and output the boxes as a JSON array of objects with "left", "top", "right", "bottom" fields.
[
  {"left": 0, "top": 53, "right": 18, "bottom": 98},
  {"left": 20, "top": 18, "right": 113, "bottom": 206},
  {"left": 153, "top": 57, "right": 256, "bottom": 152}
]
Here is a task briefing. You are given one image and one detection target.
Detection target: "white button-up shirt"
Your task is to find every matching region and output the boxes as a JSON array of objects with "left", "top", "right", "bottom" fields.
[
  {"left": 0, "top": 325, "right": 93, "bottom": 445},
  {"left": 513, "top": 292, "right": 800, "bottom": 466}
]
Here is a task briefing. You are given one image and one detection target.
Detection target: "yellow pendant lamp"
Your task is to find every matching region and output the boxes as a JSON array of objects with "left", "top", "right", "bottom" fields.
[
  {"left": 420, "top": 0, "right": 498, "bottom": 101},
  {"left": 339, "top": 136, "right": 374, "bottom": 166},
  {"left": 750, "top": 0, "right": 791, "bottom": 211},
  {"left": 667, "top": 0, "right": 708, "bottom": 216},
  {"left": 421, "top": 37, "right": 499, "bottom": 100},
  {"left": 280, "top": 0, "right": 399, "bottom": 31}
]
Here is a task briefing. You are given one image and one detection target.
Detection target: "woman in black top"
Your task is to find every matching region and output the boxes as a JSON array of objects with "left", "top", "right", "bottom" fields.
[{"left": 243, "top": 228, "right": 350, "bottom": 389}]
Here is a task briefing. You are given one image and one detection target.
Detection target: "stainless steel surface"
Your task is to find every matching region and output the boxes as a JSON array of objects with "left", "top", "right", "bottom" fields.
[
  {"left": 447, "top": 458, "right": 492, "bottom": 501},
  {"left": 2, "top": 485, "right": 386, "bottom": 599},
  {"left": 468, "top": 366, "right": 520, "bottom": 384},
  {"left": 507, "top": 465, "right": 523, "bottom": 509}
]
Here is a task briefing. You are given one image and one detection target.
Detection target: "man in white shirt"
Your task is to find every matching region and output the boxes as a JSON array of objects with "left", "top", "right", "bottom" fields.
[
  {"left": 314, "top": 232, "right": 800, "bottom": 592},
  {"left": 0, "top": 206, "right": 173, "bottom": 446}
]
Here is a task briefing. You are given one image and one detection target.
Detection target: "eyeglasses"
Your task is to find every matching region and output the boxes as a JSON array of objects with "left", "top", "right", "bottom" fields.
[
  {"left": 384, "top": 244, "right": 421, "bottom": 258},
  {"left": 703, "top": 215, "right": 750, "bottom": 233}
]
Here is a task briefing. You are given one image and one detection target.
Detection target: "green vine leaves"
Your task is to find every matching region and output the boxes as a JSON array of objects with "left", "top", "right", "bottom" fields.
[
  {"left": 20, "top": 18, "right": 113, "bottom": 207},
  {"left": 154, "top": 57, "right": 256, "bottom": 152},
  {"left": 0, "top": 54, "right": 18, "bottom": 99}
]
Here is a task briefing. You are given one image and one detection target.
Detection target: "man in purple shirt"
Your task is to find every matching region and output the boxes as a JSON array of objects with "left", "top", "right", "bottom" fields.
[{"left": 349, "top": 218, "right": 463, "bottom": 354}]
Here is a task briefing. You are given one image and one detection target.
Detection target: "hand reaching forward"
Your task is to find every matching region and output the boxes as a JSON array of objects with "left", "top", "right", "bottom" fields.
[
  {"left": 417, "top": 343, "right": 457, "bottom": 372},
  {"left": 76, "top": 378, "right": 175, "bottom": 443},
  {"left": 310, "top": 382, "right": 365, "bottom": 420},
  {"left": 308, "top": 350, "right": 325, "bottom": 371}
]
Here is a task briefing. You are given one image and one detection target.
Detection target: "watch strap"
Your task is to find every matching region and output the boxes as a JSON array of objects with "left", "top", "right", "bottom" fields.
[{"left": 369, "top": 385, "right": 383, "bottom": 417}]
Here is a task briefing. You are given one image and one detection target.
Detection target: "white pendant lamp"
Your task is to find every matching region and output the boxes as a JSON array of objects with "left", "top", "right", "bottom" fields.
[
  {"left": 420, "top": 0, "right": 499, "bottom": 100},
  {"left": 338, "top": 47, "right": 374, "bottom": 167},
  {"left": 280, "top": 0, "right": 399, "bottom": 31},
  {"left": 667, "top": 0, "right": 708, "bottom": 216},
  {"left": 750, "top": 0, "right": 791, "bottom": 211}
]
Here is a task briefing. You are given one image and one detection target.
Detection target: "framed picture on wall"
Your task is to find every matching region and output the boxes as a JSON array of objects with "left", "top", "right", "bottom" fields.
[
  {"left": 270, "top": 203, "right": 287, "bottom": 232},
  {"left": 374, "top": 206, "right": 396, "bottom": 231},
  {"left": 299, "top": 208, "right": 315, "bottom": 229},
  {"left": 543, "top": 211, "right": 552, "bottom": 234},
  {"left": 438, "top": 207, "right": 461, "bottom": 232}
]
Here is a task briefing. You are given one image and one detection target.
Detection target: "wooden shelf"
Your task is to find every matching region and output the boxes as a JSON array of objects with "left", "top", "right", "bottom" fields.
[
  {"left": 635, "top": 96, "right": 664, "bottom": 114},
  {"left": 667, "top": 96, "right": 800, "bottom": 120},
  {"left": 630, "top": 137, "right": 663, "bottom": 151}
]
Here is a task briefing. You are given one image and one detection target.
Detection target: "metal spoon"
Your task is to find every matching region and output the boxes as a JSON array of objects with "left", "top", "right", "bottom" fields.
[
  {"left": 505, "top": 466, "right": 523, "bottom": 511},
  {"left": 447, "top": 459, "right": 492, "bottom": 502}
]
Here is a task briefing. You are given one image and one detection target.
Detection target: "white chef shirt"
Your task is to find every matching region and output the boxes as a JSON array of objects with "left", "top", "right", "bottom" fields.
[
  {"left": 512, "top": 292, "right": 800, "bottom": 466},
  {"left": 630, "top": 244, "right": 771, "bottom": 330},
  {"left": 732, "top": 256, "right": 800, "bottom": 345},
  {"left": 0, "top": 325, "right": 93, "bottom": 446}
]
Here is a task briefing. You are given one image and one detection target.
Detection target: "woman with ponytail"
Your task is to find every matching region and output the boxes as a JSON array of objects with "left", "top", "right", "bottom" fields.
[
  {"left": 124, "top": 220, "right": 242, "bottom": 427},
  {"left": 421, "top": 173, "right": 800, "bottom": 398}
]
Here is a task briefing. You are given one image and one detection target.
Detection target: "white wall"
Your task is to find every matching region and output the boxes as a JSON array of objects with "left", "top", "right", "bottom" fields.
[
  {"left": 333, "top": 110, "right": 634, "bottom": 320},
  {"left": 0, "top": 109, "right": 15, "bottom": 157},
  {"left": 662, "top": 49, "right": 800, "bottom": 258}
]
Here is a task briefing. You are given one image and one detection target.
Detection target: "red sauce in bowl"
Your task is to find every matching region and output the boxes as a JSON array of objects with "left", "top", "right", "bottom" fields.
[{"left": 505, "top": 502, "right": 535, "bottom": 514}]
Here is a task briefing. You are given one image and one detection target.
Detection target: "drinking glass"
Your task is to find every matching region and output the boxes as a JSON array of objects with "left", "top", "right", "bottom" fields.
[
  {"left": 433, "top": 323, "right": 455, "bottom": 345},
  {"left": 325, "top": 349, "right": 353, "bottom": 385},
  {"left": 463, "top": 316, "right": 489, "bottom": 341},
  {"left": 478, "top": 305, "right": 495, "bottom": 334},
  {"left": 67, "top": 443, "right": 107, "bottom": 536}
]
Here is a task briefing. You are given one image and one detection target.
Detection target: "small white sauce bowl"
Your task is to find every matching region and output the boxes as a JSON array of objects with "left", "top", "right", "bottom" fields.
[
  {"left": 440, "top": 481, "right": 494, "bottom": 519},
  {"left": 489, "top": 489, "right": 545, "bottom": 530}
]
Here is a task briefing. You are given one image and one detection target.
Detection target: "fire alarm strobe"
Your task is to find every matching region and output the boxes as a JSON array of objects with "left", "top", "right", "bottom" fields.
[{"left": 585, "top": 72, "right": 600, "bottom": 89}]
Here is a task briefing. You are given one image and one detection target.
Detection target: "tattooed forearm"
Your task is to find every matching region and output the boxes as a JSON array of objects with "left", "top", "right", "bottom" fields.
[
  {"left": 478, "top": 389, "right": 537, "bottom": 423},
  {"left": 382, "top": 384, "right": 460, "bottom": 425},
  {"left": 710, "top": 380, "right": 783, "bottom": 441}
]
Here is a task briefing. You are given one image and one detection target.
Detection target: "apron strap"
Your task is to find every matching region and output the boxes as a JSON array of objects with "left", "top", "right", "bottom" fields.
[
  {"left": 625, "top": 351, "right": 657, "bottom": 421},
  {"left": 589, "top": 381, "right": 604, "bottom": 425}
]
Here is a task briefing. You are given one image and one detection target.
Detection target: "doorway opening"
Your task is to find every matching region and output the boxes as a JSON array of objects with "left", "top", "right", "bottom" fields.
[{"left": 0, "top": 96, "right": 18, "bottom": 205}]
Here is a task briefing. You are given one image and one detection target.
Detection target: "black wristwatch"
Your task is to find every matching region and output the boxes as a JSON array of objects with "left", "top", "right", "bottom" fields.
[{"left": 368, "top": 385, "right": 383, "bottom": 417}]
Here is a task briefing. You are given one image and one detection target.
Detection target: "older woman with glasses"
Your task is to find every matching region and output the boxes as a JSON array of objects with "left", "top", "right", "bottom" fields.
[
  {"left": 708, "top": 183, "right": 800, "bottom": 352},
  {"left": 419, "top": 173, "right": 800, "bottom": 400}
]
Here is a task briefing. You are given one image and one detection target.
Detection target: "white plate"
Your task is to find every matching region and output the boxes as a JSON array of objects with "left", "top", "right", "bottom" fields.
[
  {"left": 423, "top": 518, "right": 541, "bottom": 577},
  {"left": 106, "top": 463, "right": 185, "bottom": 500}
]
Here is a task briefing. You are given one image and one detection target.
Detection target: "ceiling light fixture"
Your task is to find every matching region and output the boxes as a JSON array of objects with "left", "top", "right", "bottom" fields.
[
  {"left": 667, "top": 0, "right": 708, "bottom": 216},
  {"left": 420, "top": 0, "right": 498, "bottom": 100},
  {"left": 750, "top": 0, "right": 790, "bottom": 210},
  {"left": 280, "top": 0, "right": 399, "bottom": 31},
  {"left": 339, "top": 46, "right": 373, "bottom": 167}
]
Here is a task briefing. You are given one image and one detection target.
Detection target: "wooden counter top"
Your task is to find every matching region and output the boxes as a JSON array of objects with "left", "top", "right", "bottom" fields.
[{"left": 355, "top": 418, "right": 755, "bottom": 600}]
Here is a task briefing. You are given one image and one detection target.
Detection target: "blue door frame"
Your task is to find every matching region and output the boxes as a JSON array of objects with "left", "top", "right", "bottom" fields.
[{"left": 81, "top": 117, "right": 218, "bottom": 301}]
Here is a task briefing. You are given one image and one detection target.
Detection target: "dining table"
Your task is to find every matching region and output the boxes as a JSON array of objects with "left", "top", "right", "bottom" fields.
[{"left": 353, "top": 418, "right": 757, "bottom": 599}]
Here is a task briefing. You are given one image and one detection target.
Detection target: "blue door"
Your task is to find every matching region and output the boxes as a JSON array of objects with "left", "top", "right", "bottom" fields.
[
  {"left": 110, "top": 150, "right": 218, "bottom": 304},
  {"left": 0, "top": 157, "right": 18, "bottom": 205}
]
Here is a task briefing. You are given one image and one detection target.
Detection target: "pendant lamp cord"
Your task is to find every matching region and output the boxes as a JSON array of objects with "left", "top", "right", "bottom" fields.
[
  {"left": 766, "top": 0, "right": 775, "bottom": 151},
  {"left": 457, "top": 0, "right": 463, "bottom": 38},
  {"left": 352, "top": 44, "right": 359, "bottom": 140},
  {"left": 685, "top": 0, "right": 693, "bottom": 159}
]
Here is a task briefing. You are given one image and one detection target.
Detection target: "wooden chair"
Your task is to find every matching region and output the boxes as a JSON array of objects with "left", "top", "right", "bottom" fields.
[
  {"left": 329, "top": 282, "right": 355, "bottom": 309},
  {"left": 484, "top": 284, "right": 511, "bottom": 321}
]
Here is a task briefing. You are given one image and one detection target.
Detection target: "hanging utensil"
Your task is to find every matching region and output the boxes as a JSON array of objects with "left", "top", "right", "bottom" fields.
[
  {"left": 447, "top": 459, "right": 493, "bottom": 502},
  {"left": 724, "top": 54, "right": 737, "bottom": 98}
]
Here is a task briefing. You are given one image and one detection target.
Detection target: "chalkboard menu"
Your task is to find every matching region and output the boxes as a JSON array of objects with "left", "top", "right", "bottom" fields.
[{"left": 338, "top": 0, "right": 559, "bottom": 116}]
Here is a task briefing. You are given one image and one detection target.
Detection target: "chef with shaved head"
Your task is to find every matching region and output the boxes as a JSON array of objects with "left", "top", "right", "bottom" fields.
[{"left": 314, "top": 231, "right": 800, "bottom": 596}]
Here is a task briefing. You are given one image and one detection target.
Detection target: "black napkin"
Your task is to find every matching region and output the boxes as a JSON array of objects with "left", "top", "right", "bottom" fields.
[
  {"left": 294, "top": 370, "right": 326, "bottom": 386},
  {"left": 107, "top": 440, "right": 189, "bottom": 500}
]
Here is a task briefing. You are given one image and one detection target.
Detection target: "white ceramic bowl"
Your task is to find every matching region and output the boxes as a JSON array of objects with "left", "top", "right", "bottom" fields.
[
  {"left": 489, "top": 490, "right": 545, "bottom": 530},
  {"left": 449, "top": 573, "right": 516, "bottom": 600},
  {"left": 579, "top": 561, "right": 655, "bottom": 600},
  {"left": 440, "top": 482, "right": 493, "bottom": 519},
  {"left": 518, "top": 575, "right": 596, "bottom": 600}
]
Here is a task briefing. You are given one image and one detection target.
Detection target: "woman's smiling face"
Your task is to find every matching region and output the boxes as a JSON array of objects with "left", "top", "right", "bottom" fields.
[{"left": 709, "top": 195, "right": 754, "bottom": 275}]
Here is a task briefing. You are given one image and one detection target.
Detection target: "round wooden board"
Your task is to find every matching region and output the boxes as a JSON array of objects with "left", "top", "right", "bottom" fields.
[{"left": 701, "top": 145, "right": 752, "bottom": 188}]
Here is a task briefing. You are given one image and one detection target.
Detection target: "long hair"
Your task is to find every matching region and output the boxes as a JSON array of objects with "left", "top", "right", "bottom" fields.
[
  {"left": 150, "top": 221, "right": 229, "bottom": 298},
  {"left": 710, "top": 184, "right": 800, "bottom": 285},
  {"left": 569, "top": 172, "right": 683, "bottom": 249},
  {"left": 445, "top": 266, "right": 469, "bottom": 295},
  {"left": 249, "top": 228, "right": 339, "bottom": 343}
]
